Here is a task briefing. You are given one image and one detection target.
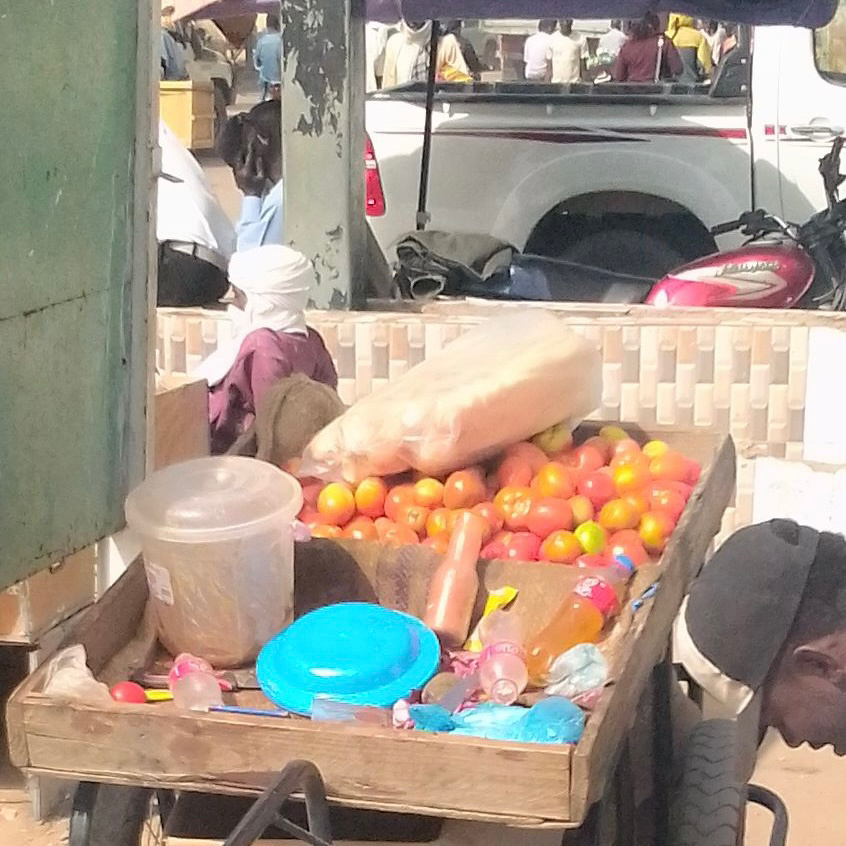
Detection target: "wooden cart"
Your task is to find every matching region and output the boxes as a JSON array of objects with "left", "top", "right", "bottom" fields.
[{"left": 5, "top": 428, "right": 786, "bottom": 845}]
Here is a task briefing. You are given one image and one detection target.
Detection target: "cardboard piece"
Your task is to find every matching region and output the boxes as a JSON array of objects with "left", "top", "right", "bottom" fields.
[{"left": 155, "top": 374, "right": 210, "bottom": 470}]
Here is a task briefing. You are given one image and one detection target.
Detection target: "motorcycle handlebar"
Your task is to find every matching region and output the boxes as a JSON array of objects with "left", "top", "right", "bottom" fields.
[{"left": 710, "top": 218, "right": 743, "bottom": 236}]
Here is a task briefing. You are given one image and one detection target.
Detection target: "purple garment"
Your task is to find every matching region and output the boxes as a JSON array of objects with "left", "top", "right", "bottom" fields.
[{"left": 209, "top": 327, "right": 338, "bottom": 454}]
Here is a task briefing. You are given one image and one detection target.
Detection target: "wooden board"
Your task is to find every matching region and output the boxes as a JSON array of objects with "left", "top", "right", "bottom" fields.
[
  {"left": 6, "top": 427, "right": 735, "bottom": 827},
  {"left": 154, "top": 374, "right": 210, "bottom": 470}
]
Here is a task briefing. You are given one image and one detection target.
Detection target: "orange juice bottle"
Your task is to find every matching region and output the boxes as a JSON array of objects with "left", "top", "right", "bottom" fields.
[
  {"left": 423, "top": 512, "right": 485, "bottom": 648},
  {"left": 525, "top": 575, "right": 619, "bottom": 685}
]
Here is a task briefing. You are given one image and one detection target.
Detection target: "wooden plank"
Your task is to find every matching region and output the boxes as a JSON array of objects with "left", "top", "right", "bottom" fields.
[
  {"left": 570, "top": 435, "right": 737, "bottom": 820},
  {"left": 20, "top": 698, "right": 572, "bottom": 825}
]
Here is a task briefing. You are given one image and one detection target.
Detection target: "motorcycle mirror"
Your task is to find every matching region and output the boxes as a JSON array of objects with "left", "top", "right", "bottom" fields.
[{"left": 819, "top": 136, "right": 845, "bottom": 209}]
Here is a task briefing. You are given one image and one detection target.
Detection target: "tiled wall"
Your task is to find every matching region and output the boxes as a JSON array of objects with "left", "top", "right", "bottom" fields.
[{"left": 156, "top": 303, "right": 846, "bottom": 539}]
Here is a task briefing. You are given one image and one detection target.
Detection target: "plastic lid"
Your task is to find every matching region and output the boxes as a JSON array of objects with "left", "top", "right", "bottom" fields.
[
  {"left": 257, "top": 602, "right": 441, "bottom": 715},
  {"left": 125, "top": 457, "right": 303, "bottom": 543}
]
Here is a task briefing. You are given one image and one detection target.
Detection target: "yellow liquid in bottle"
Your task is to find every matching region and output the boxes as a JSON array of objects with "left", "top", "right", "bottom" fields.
[{"left": 526, "top": 596, "right": 605, "bottom": 684}]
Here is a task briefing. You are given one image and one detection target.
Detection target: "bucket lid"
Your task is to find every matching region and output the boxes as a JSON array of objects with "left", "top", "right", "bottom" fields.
[
  {"left": 125, "top": 456, "right": 303, "bottom": 543},
  {"left": 257, "top": 603, "right": 441, "bottom": 715}
]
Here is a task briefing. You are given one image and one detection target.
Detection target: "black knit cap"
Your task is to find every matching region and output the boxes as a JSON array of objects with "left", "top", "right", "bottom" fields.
[{"left": 679, "top": 519, "right": 820, "bottom": 712}]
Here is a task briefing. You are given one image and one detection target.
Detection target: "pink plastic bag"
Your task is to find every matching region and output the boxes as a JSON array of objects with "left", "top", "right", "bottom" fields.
[{"left": 302, "top": 312, "right": 601, "bottom": 483}]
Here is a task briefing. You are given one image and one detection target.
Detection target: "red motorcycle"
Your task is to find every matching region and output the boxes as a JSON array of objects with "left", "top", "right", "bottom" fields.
[{"left": 646, "top": 138, "right": 846, "bottom": 310}]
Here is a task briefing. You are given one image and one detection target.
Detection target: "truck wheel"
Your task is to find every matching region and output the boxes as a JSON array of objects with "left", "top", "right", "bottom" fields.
[
  {"left": 560, "top": 229, "right": 684, "bottom": 278},
  {"left": 70, "top": 783, "right": 168, "bottom": 846},
  {"left": 670, "top": 719, "right": 745, "bottom": 846}
]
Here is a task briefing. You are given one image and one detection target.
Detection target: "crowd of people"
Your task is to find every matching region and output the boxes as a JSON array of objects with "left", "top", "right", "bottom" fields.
[{"left": 521, "top": 14, "right": 739, "bottom": 85}]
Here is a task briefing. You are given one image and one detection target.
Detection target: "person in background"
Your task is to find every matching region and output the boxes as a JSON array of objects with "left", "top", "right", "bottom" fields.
[
  {"left": 611, "top": 12, "right": 682, "bottom": 83},
  {"left": 160, "top": 6, "right": 187, "bottom": 80},
  {"left": 443, "top": 20, "right": 486, "bottom": 81},
  {"left": 549, "top": 19, "right": 589, "bottom": 84},
  {"left": 218, "top": 100, "right": 283, "bottom": 252},
  {"left": 679, "top": 520, "right": 846, "bottom": 754},
  {"left": 381, "top": 20, "right": 470, "bottom": 88},
  {"left": 718, "top": 23, "right": 739, "bottom": 62},
  {"left": 195, "top": 246, "right": 338, "bottom": 454},
  {"left": 365, "top": 21, "right": 389, "bottom": 91},
  {"left": 598, "top": 19, "right": 627, "bottom": 57},
  {"left": 666, "top": 13, "right": 713, "bottom": 83},
  {"left": 157, "top": 121, "right": 236, "bottom": 306},
  {"left": 254, "top": 13, "right": 282, "bottom": 100},
  {"left": 523, "top": 19, "right": 556, "bottom": 81}
]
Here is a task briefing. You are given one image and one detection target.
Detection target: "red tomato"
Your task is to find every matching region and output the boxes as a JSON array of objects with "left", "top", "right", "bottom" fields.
[
  {"left": 568, "top": 494, "right": 595, "bottom": 525},
  {"left": 342, "top": 516, "right": 378, "bottom": 540},
  {"left": 503, "top": 441, "right": 549, "bottom": 473},
  {"left": 422, "top": 535, "right": 450, "bottom": 555},
  {"left": 471, "top": 501, "right": 504, "bottom": 540},
  {"left": 443, "top": 468, "right": 487, "bottom": 510},
  {"left": 413, "top": 478, "right": 445, "bottom": 509},
  {"left": 565, "top": 444, "right": 606, "bottom": 477},
  {"left": 540, "top": 530, "right": 582, "bottom": 564},
  {"left": 649, "top": 451, "right": 693, "bottom": 484},
  {"left": 534, "top": 462, "right": 577, "bottom": 499},
  {"left": 612, "top": 438, "right": 643, "bottom": 460},
  {"left": 622, "top": 490, "right": 650, "bottom": 516},
  {"left": 382, "top": 524, "right": 420, "bottom": 547},
  {"left": 300, "top": 478, "right": 324, "bottom": 508},
  {"left": 110, "top": 681, "right": 147, "bottom": 704},
  {"left": 577, "top": 471, "right": 616, "bottom": 509},
  {"left": 310, "top": 524, "right": 343, "bottom": 539},
  {"left": 496, "top": 455, "right": 534, "bottom": 488},
  {"left": 396, "top": 503, "right": 431, "bottom": 537},
  {"left": 481, "top": 530, "right": 512, "bottom": 560},
  {"left": 317, "top": 482, "right": 356, "bottom": 527},
  {"left": 612, "top": 461, "right": 651, "bottom": 495},
  {"left": 502, "top": 531, "right": 542, "bottom": 561},
  {"left": 648, "top": 488, "right": 687, "bottom": 522},
  {"left": 354, "top": 477, "right": 388, "bottom": 519},
  {"left": 608, "top": 529, "right": 650, "bottom": 568},
  {"left": 493, "top": 486, "right": 533, "bottom": 530},
  {"left": 598, "top": 498, "right": 640, "bottom": 531},
  {"left": 425, "top": 507, "right": 454, "bottom": 538},
  {"left": 525, "top": 497, "right": 574, "bottom": 538},
  {"left": 639, "top": 510, "right": 677, "bottom": 554},
  {"left": 581, "top": 435, "right": 613, "bottom": 463},
  {"left": 384, "top": 484, "right": 417, "bottom": 521}
]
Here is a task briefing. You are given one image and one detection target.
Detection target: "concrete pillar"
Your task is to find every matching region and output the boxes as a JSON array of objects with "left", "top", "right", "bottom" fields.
[{"left": 281, "top": 0, "right": 367, "bottom": 308}]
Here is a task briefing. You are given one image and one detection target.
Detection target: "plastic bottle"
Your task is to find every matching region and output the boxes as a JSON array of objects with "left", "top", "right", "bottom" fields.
[
  {"left": 478, "top": 610, "right": 527, "bottom": 705},
  {"left": 423, "top": 512, "right": 485, "bottom": 647},
  {"left": 168, "top": 653, "right": 223, "bottom": 711},
  {"left": 525, "top": 575, "right": 619, "bottom": 685}
]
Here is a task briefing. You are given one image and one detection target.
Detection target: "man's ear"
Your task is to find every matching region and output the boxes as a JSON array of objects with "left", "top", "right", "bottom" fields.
[{"left": 793, "top": 645, "right": 846, "bottom": 685}]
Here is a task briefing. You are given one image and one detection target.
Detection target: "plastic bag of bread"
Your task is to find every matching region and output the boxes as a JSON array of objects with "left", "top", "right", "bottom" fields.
[{"left": 301, "top": 312, "right": 601, "bottom": 483}]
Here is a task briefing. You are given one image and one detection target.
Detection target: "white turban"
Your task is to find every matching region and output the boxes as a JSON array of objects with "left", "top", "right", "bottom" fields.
[{"left": 193, "top": 246, "right": 316, "bottom": 387}]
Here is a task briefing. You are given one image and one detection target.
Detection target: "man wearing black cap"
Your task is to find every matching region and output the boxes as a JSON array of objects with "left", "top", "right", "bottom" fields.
[{"left": 679, "top": 519, "right": 846, "bottom": 753}]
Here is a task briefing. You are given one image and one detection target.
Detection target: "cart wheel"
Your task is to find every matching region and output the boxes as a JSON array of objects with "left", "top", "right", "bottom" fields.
[
  {"left": 70, "top": 783, "right": 170, "bottom": 846},
  {"left": 670, "top": 719, "right": 745, "bottom": 846}
]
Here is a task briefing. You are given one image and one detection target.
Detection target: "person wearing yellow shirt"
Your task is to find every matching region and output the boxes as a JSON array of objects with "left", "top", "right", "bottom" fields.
[{"left": 666, "top": 13, "right": 713, "bottom": 83}]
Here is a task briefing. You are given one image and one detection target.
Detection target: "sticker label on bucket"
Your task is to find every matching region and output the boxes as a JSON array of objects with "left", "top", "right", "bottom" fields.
[{"left": 145, "top": 562, "right": 174, "bottom": 606}]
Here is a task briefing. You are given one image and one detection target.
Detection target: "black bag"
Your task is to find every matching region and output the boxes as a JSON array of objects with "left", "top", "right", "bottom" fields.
[{"left": 393, "top": 231, "right": 514, "bottom": 300}]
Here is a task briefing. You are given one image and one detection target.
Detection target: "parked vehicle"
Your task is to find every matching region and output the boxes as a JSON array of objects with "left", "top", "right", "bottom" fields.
[{"left": 365, "top": 11, "right": 846, "bottom": 277}]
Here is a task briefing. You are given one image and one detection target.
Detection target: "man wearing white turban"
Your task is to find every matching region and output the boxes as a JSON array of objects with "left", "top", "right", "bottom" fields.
[{"left": 193, "top": 245, "right": 338, "bottom": 453}]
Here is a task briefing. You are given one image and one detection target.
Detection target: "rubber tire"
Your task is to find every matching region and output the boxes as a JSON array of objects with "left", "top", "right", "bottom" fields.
[
  {"left": 670, "top": 719, "right": 745, "bottom": 846},
  {"left": 74, "top": 785, "right": 154, "bottom": 846},
  {"left": 559, "top": 229, "right": 685, "bottom": 279}
]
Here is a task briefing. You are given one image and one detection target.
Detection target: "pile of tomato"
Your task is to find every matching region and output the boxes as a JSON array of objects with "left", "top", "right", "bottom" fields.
[{"left": 299, "top": 425, "right": 701, "bottom": 567}]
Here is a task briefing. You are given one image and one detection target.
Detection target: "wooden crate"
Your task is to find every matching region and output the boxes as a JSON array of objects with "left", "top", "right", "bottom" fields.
[
  {"left": 0, "top": 547, "right": 95, "bottom": 645},
  {"left": 160, "top": 81, "right": 215, "bottom": 151},
  {"left": 155, "top": 374, "right": 210, "bottom": 470},
  {"left": 6, "top": 428, "right": 735, "bottom": 828}
]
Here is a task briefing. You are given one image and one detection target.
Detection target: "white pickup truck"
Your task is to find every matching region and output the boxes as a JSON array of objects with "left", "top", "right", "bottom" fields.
[{"left": 365, "top": 10, "right": 846, "bottom": 275}]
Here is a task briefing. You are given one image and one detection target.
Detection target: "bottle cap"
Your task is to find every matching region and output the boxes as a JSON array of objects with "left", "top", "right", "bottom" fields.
[
  {"left": 573, "top": 575, "right": 619, "bottom": 617},
  {"left": 613, "top": 554, "right": 635, "bottom": 575}
]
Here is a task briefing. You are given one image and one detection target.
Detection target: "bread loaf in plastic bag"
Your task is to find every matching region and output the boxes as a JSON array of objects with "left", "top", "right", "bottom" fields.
[{"left": 301, "top": 312, "right": 601, "bottom": 483}]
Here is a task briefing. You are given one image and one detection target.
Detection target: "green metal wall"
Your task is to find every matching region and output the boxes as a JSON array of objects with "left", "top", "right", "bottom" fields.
[{"left": 0, "top": 1, "right": 147, "bottom": 587}]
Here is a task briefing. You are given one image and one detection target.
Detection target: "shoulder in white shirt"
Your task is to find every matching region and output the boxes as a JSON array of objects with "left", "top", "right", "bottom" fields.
[
  {"left": 549, "top": 32, "right": 585, "bottom": 84},
  {"left": 156, "top": 122, "right": 236, "bottom": 260},
  {"left": 598, "top": 28, "right": 627, "bottom": 56},
  {"left": 524, "top": 31, "right": 552, "bottom": 80}
]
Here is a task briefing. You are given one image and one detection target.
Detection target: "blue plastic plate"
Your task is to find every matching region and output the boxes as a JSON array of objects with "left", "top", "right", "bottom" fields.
[{"left": 256, "top": 602, "right": 441, "bottom": 715}]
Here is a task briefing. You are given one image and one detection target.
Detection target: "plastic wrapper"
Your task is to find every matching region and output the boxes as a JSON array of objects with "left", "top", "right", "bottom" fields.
[
  {"left": 302, "top": 312, "right": 601, "bottom": 483},
  {"left": 545, "top": 643, "right": 609, "bottom": 701},
  {"left": 42, "top": 645, "right": 113, "bottom": 706}
]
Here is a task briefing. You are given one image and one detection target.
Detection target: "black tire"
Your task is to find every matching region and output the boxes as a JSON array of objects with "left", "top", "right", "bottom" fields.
[
  {"left": 670, "top": 719, "right": 745, "bottom": 846},
  {"left": 559, "top": 229, "right": 685, "bottom": 278},
  {"left": 71, "top": 784, "right": 166, "bottom": 846}
]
